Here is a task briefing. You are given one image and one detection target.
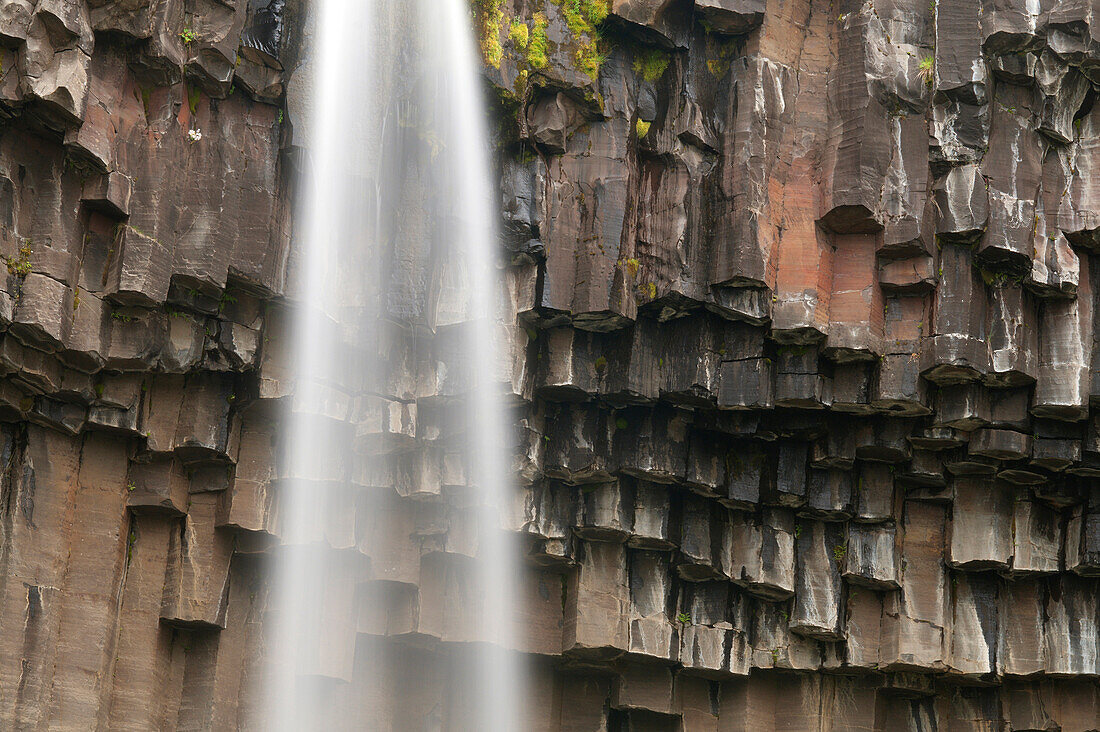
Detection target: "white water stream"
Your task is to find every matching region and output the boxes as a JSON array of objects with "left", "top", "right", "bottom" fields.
[{"left": 264, "top": 0, "right": 521, "bottom": 728}]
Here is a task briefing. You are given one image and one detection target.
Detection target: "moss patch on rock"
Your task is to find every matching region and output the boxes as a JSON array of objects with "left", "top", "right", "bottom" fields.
[
  {"left": 474, "top": 0, "right": 505, "bottom": 68},
  {"left": 633, "top": 48, "right": 670, "bottom": 82},
  {"left": 551, "top": 0, "right": 610, "bottom": 80},
  {"left": 528, "top": 13, "right": 550, "bottom": 69},
  {"left": 509, "top": 20, "right": 529, "bottom": 48}
]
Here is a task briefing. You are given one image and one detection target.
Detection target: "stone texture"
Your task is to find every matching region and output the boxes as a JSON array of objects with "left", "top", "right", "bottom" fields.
[{"left": 1, "top": 0, "right": 1100, "bottom": 728}]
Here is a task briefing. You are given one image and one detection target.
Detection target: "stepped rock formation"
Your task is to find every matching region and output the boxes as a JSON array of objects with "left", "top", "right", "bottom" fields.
[{"left": 0, "top": 0, "right": 1100, "bottom": 728}]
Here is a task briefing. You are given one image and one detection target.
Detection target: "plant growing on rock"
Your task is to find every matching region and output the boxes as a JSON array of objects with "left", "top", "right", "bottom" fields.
[
  {"left": 633, "top": 48, "right": 670, "bottom": 82},
  {"left": 509, "top": 20, "right": 529, "bottom": 49},
  {"left": 576, "top": 44, "right": 609, "bottom": 80},
  {"left": 676, "top": 612, "right": 691, "bottom": 625},
  {"left": 918, "top": 56, "right": 934, "bottom": 88},
  {"left": 527, "top": 13, "right": 549, "bottom": 69},
  {"left": 474, "top": 0, "right": 505, "bottom": 68},
  {"left": 553, "top": 0, "right": 605, "bottom": 35},
  {"left": 5, "top": 239, "right": 32, "bottom": 277},
  {"left": 551, "top": 0, "right": 609, "bottom": 80},
  {"left": 179, "top": 27, "right": 198, "bottom": 45},
  {"left": 635, "top": 119, "right": 651, "bottom": 138},
  {"left": 187, "top": 85, "right": 201, "bottom": 115},
  {"left": 704, "top": 34, "right": 738, "bottom": 77}
]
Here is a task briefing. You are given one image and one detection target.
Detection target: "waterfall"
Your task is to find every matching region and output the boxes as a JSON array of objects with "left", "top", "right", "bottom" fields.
[{"left": 265, "top": 0, "right": 522, "bottom": 728}]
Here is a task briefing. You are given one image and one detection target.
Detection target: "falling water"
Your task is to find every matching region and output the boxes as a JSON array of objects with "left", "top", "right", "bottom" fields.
[{"left": 265, "top": 0, "right": 522, "bottom": 728}]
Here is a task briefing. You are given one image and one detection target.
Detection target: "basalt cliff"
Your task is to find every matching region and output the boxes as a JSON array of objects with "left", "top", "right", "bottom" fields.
[{"left": 1, "top": 0, "right": 1100, "bottom": 729}]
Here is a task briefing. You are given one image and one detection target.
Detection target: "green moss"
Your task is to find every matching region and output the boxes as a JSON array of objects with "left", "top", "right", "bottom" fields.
[
  {"left": 583, "top": 0, "right": 609, "bottom": 25},
  {"left": 979, "top": 267, "right": 1025, "bottom": 288},
  {"left": 139, "top": 86, "right": 152, "bottom": 119},
  {"left": 704, "top": 34, "right": 739, "bottom": 77},
  {"left": 509, "top": 20, "right": 529, "bottom": 48},
  {"left": 633, "top": 48, "right": 670, "bottom": 82},
  {"left": 555, "top": 0, "right": 609, "bottom": 35},
  {"left": 474, "top": 0, "right": 505, "bottom": 68},
  {"left": 517, "top": 146, "right": 538, "bottom": 164},
  {"left": 550, "top": 0, "right": 610, "bottom": 80},
  {"left": 635, "top": 118, "right": 651, "bottom": 138},
  {"left": 5, "top": 239, "right": 32, "bottom": 277},
  {"left": 528, "top": 12, "right": 549, "bottom": 69},
  {"left": 187, "top": 85, "right": 200, "bottom": 116},
  {"left": 576, "top": 45, "right": 608, "bottom": 81}
]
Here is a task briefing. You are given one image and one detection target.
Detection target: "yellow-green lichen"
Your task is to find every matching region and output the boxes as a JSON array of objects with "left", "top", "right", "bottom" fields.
[
  {"left": 633, "top": 48, "right": 670, "bottom": 82},
  {"left": 635, "top": 118, "right": 651, "bottom": 138}
]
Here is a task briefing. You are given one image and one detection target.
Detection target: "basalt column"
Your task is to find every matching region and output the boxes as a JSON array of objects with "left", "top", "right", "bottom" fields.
[
  {"left": 0, "top": 0, "right": 1099, "bottom": 729},
  {"left": 485, "top": 0, "right": 1100, "bottom": 728}
]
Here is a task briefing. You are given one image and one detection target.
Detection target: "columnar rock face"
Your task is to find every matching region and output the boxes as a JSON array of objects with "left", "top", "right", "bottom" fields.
[
  {"left": 0, "top": 0, "right": 291, "bottom": 727},
  {"left": 2, "top": 0, "right": 1100, "bottom": 729},
  {"left": 482, "top": 0, "right": 1100, "bottom": 727}
]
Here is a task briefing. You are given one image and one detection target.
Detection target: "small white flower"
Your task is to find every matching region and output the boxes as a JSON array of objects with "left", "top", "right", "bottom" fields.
[{"left": 188, "top": 128, "right": 202, "bottom": 143}]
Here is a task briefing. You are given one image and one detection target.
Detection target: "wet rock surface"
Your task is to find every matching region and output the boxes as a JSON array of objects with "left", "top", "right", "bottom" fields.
[{"left": 1, "top": 0, "right": 1100, "bottom": 729}]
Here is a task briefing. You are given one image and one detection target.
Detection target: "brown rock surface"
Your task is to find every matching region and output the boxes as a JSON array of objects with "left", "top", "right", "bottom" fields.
[{"left": 0, "top": 0, "right": 1099, "bottom": 728}]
